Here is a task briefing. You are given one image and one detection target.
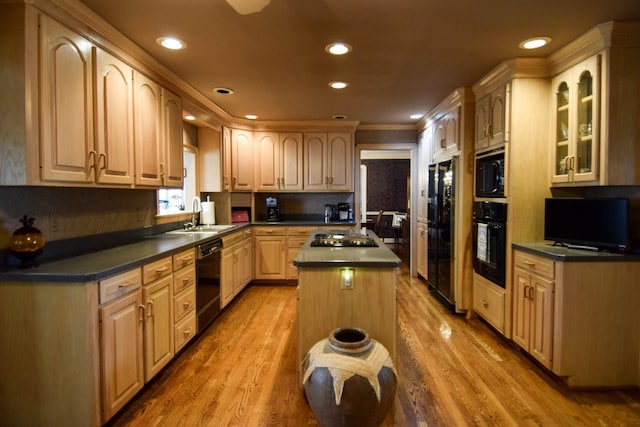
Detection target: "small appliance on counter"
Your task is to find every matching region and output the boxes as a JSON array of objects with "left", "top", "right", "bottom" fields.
[
  {"left": 323, "top": 204, "right": 337, "bottom": 223},
  {"left": 266, "top": 196, "right": 281, "bottom": 222},
  {"left": 338, "top": 203, "right": 353, "bottom": 221}
]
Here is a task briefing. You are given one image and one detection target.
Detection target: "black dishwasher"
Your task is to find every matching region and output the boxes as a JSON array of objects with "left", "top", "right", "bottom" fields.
[{"left": 196, "top": 238, "right": 223, "bottom": 333}]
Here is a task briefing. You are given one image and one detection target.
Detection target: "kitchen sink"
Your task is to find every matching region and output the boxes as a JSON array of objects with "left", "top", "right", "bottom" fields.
[{"left": 166, "top": 224, "right": 236, "bottom": 235}]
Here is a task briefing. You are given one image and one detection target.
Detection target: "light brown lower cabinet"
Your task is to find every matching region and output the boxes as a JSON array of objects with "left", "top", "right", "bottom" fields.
[
  {"left": 512, "top": 248, "right": 640, "bottom": 387},
  {"left": 100, "top": 287, "right": 144, "bottom": 422},
  {"left": 221, "top": 230, "right": 253, "bottom": 307},
  {"left": 254, "top": 227, "right": 287, "bottom": 280}
]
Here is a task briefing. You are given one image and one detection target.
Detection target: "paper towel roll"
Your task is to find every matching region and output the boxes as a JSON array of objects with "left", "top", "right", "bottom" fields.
[{"left": 201, "top": 202, "right": 215, "bottom": 225}]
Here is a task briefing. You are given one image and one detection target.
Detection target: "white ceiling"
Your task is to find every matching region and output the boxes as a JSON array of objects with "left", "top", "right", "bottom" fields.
[{"left": 78, "top": 0, "right": 640, "bottom": 126}]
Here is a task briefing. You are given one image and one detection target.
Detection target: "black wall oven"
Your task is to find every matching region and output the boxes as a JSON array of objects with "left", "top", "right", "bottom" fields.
[
  {"left": 472, "top": 201, "right": 507, "bottom": 288},
  {"left": 475, "top": 148, "right": 505, "bottom": 198}
]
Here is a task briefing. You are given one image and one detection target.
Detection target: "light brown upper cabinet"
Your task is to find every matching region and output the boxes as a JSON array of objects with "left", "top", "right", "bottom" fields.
[
  {"left": 255, "top": 132, "right": 303, "bottom": 191},
  {"left": 475, "top": 84, "right": 506, "bottom": 152},
  {"left": 94, "top": 48, "right": 135, "bottom": 185},
  {"left": 39, "top": 14, "right": 95, "bottom": 184},
  {"left": 304, "top": 132, "right": 353, "bottom": 191},
  {"left": 231, "top": 129, "right": 254, "bottom": 191},
  {"left": 133, "top": 72, "right": 183, "bottom": 188},
  {"left": 548, "top": 21, "right": 640, "bottom": 187}
]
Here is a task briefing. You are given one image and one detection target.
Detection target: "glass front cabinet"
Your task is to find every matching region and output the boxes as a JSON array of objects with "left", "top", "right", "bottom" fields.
[{"left": 551, "top": 55, "right": 600, "bottom": 184}]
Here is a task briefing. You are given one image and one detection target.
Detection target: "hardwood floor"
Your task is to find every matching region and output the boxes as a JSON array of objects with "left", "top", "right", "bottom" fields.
[{"left": 109, "top": 259, "right": 640, "bottom": 426}]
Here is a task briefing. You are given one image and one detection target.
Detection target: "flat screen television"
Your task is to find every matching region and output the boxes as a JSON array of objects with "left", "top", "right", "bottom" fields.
[{"left": 544, "top": 198, "right": 629, "bottom": 251}]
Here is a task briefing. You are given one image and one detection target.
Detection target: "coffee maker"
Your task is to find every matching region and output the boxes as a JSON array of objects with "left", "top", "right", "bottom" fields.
[
  {"left": 338, "top": 203, "right": 352, "bottom": 221},
  {"left": 266, "top": 197, "right": 280, "bottom": 222}
]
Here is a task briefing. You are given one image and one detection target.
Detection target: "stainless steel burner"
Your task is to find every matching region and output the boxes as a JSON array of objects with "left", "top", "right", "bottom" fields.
[{"left": 310, "top": 233, "right": 378, "bottom": 247}]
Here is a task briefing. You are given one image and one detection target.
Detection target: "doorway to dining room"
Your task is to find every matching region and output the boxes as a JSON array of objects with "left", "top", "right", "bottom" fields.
[{"left": 357, "top": 144, "right": 416, "bottom": 276}]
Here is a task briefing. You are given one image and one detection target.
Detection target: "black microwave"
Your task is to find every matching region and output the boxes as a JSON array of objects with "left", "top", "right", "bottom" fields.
[{"left": 475, "top": 149, "right": 505, "bottom": 198}]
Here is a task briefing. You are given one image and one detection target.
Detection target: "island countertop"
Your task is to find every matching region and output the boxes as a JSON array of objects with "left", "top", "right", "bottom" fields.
[{"left": 293, "top": 229, "right": 401, "bottom": 268}]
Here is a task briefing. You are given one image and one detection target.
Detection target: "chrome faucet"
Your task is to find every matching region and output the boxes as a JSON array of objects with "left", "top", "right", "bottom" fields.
[{"left": 191, "top": 196, "right": 201, "bottom": 228}]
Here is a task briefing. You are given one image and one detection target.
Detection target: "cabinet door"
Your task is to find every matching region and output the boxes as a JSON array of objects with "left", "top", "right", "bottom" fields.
[
  {"left": 254, "top": 236, "right": 286, "bottom": 279},
  {"left": 327, "top": 132, "right": 352, "bottom": 191},
  {"left": 489, "top": 85, "right": 506, "bottom": 145},
  {"left": 304, "top": 132, "right": 328, "bottom": 190},
  {"left": 443, "top": 109, "right": 459, "bottom": 152},
  {"left": 134, "top": 71, "right": 163, "bottom": 187},
  {"left": 255, "top": 132, "right": 279, "bottom": 191},
  {"left": 220, "top": 246, "right": 236, "bottom": 308},
  {"left": 416, "top": 223, "right": 427, "bottom": 279},
  {"left": 231, "top": 129, "right": 254, "bottom": 190},
  {"left": 142, "top": 275, "right": 174, "bottom": 381},
  {"left": 475, "top": 94, "right": 491, "bottom": 150},
  {"left": 39, "top": 15, "right": 94, "bottom": 183},
  {"left": 94, "top": 48, "right": 134, "bottom": 185},
  {"left": 162, "top": 88, "right": 183, "bottom": 188},
  {"left": 280, "top": 132, "right": 304, "bottom": 191},
  {"left": 100, "top": 290, "right": 144, "bottom": 422},
  {"left": 512, "top": 266, "right": 531, "bottom": 351},
  {"left": 222, "top": 127, "right": 232, "bottom": 190},
  {"left": 242, "top": 236, "right": 253, "bottom": 286},
  {"left": 551, "top": 55, "right": 599, "bottom": 184},
  {"left": 529, "top": 274, "right": 554, "bottom": 369}
]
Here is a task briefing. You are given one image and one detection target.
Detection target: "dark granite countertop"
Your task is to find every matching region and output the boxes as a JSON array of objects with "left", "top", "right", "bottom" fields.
[
  {"left": 294, "top": 229, "right": 401, "bottom": 268},
  {"left": 252, "top": 220, "right": 357, "bottom": 226},
  {"left": 513, "top": 242, "right": 640, "bottom": 262},
  {"left": 0, "top": 224, "right": 249, "bottom": 283}
]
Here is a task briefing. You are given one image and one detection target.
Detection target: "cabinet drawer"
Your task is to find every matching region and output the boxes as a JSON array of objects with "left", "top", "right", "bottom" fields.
[
  {"left": 242, "top": 229, "right": 253, "bottom": 239},
  {"left": 286, "top": 227, "right": 313, "bottom": 237},
  {"left": 223, "top": 231, "right": 244, "bottom": 247},
  {"left": 473, "top": 273, "right": 505, "bottom": 333},
  {"left": 100, "top": 268, "right": 141, "bottom": 304},
  {"left": 173, "top": 248, "right": 195, "bottom": 271},
  {"left": 143, "top": 256, "right": 172, "bottom": 284},
  {"left": 514, "top": 251, "right": 554, "bottom": 279},
  {"left": 174, "top": 286, "right": 196, "bottom": 322},
  {"left": 287, "top": 236, "right": 308, "bottom": 248},
  {"left": 174, "top": 311, "right": 197, "bottom": 353},
  {"left": 253, "top": 227, "right": 286, "bottom": 236},
  {"left": 173, "top": 265, "right": 196, "bottom": 294}
]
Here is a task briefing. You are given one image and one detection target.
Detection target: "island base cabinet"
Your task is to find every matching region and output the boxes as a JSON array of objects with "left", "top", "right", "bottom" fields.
[
  {"left": 296, "top": 267, "right": 397, "bottom": 381},
  {"left": 0, "top": 281, "right": 102, "bottom": 426}
]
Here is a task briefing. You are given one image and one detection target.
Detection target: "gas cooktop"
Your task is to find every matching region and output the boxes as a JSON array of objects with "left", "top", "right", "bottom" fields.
[{"left": 310, "top": 233, "right": 378, "bottom": 247}]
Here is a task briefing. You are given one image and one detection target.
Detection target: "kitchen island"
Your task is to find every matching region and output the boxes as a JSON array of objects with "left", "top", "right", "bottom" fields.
[{"left": 294, "top": 229, "right": 401, "bottom": 378}]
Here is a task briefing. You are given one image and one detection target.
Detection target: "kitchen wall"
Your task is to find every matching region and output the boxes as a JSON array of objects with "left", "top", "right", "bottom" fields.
[{"left": 361, "top": 159, "right": 409, "bottom": 213}]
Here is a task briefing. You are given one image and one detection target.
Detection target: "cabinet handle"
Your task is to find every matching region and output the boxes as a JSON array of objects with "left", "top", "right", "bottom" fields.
[
  {"left": 183, "top": 328, "right": 193, "bottom": 337},
  {"left": 182, "top": 277, "right": 191, "bottom": 286},
  {"left": 147, "top": 301, "right": 153, "bottom": 317},
  {"left": 180, "top": 256, "right": 194, "bottom": 265},
  {"left": 233, "top": 176, "right": 237, "bottom": 185},
  {"left": 155, "top": 266, "right": 169, "bottom": 275},
  {"left": 88, "top": 150, "right": 97, "bottom": 170},
  {"left": 159, "top": 163, "right": 165, "bottom": 178},
  {"left": 487, "top": 123, "right": 493, "bottom": 138},
  {"left": 138, "top": 305, "right": 145, "bottom": 322},
  {"left": 524, "top": 261, "right": 535, "bottom": 268},
  {"left": 118, "top": 280, "right": 134, "bottom": 288},
  {"left": 98, "top": 153, "right": 107, "bottom": 171},
  {"left": 481, "top": 299, "right": 489, "bottom": 308},
  {"left": 280, "top": 177, "right": 284, "bottom": 187},
  {"left": 182, "top": 301, "right": 191, "bottom": 310}
]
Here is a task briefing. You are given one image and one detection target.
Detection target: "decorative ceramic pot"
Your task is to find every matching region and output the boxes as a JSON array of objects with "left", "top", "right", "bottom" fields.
[
  {"left": 302, "top": 328, "right": 397, "bottom": 427},
  {"left": 9, "top": 216, "right": 45, "bottom": 268}
]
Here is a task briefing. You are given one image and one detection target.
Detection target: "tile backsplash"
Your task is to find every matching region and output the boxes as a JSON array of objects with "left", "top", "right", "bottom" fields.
[{"left": 0, "top": 186, "right": 157, "bottom": 250}]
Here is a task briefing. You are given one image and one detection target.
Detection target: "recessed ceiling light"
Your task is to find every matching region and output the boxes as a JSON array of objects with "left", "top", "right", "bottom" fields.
[
  {"left": 329, "top": 81, "right": 349, "bottom": 89},
  {"left": 325, "top": 42, "right": 352, "bottom": 55},
  {"left": 184, "top": 115, "right": 195, "bottom": 121},
  {"left": 332, "top": 114, "right": 347, "bottom": 120},
  {"left": 519, "top": 37, "right": 551, "bottom": 50},
  {"left": 245, "top": 114, "right": 258, "bottom": 120},
  {"left": 213, "top": 87, "right": 235, "bottom": 95},
  {"left": 410, "top": 114, "right": 424, "bottom": 120},
  {"left": 156, "top": 37, "right": 186, "bottom": 50}
]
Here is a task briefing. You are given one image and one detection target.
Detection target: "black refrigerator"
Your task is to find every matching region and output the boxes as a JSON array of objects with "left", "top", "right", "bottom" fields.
[{"left": 427, "top": 156, "right": 457, "bottom": 311}]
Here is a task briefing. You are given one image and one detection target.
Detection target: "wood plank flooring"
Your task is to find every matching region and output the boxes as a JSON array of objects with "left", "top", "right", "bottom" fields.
[{"left": 109, "top": 260, "right": 640, "bottom": 426}]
